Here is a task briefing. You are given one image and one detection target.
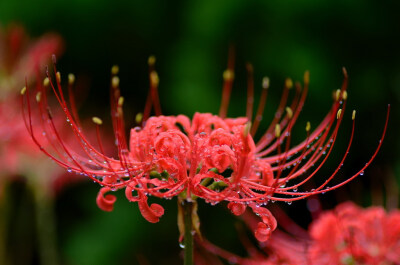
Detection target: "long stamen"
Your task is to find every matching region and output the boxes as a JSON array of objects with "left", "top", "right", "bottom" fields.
[
  {"left": 245, "top": 63, "right": 254, "bottom": 121},
  {"left": 251, "top": 77, "right": 269, "bottom": 136},
  {"left": 219, "top": 46, "right": 235, "bottom": 118}
]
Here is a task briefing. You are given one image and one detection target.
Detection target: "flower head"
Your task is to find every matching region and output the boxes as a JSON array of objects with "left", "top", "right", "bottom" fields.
[
  {"left": 0, "top": 24, "right": 63, "bottom": 98},
  {"left": 0, "top": 24, "right": 64, "bottom": 195},
  {"left": 309, "top": 202, "right": 400, "bottom": 264},
  {"left": 21, "top": 52, "right": 389, "bottom": 241},
  {"left": 202, "top": 202, "right": 400, "bottom": 265}
]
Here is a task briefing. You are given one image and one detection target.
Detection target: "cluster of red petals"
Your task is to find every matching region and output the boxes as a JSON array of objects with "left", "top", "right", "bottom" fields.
[
  {"left": 309, "top": 202, "right": 400, "bottom": 264},
  {"left": 0, "top": 24, "right": 63, "bottom": 96},
  {"left": 21, "top": 55, "right": 389, "bottom": 242},
  {"left": 203, "top": 202, "right": 400, "bottom": 265},
  {"left": 0, "top": 24, "right": 63, "bottom": 177}
]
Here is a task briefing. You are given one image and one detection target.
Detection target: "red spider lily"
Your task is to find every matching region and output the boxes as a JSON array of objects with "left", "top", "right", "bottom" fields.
[
  {"left": 308, "top": 202, "right": 400, "bottom": 264},
  {"left": 0, "top": 24, "right": 63, "bottom": 97},
  {"left": 212, "top": 202, "right": 400, "bottom": 265},
  {"left": 0, "top": 24, "right": 64, "bottom": 192},
  {"left": 21, "top": 52, "right": 389, "bottom": 242}
]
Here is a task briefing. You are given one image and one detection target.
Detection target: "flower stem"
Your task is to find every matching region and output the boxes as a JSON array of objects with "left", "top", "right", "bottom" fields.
[
  {"left": 0, "top": 181, "right": 9, "bottom": 265},
  {"left": 32, "top": 185, "right": 59, "bottom": 265},
  {"left": 183, "top": 201, "right": 194, "bottom": 265}
]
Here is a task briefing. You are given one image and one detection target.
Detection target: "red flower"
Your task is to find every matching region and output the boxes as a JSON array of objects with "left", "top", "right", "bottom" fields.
[
  {"left": 21, "top": 53, "right": 389, "bottom": 242},
  {"left": 309, "top": 202, "right": 400, "bottom": 264},
  {"left": 203, "top": 202, "right": 400, "bottom": 265},
  {"left": 0, "top": 24, "right": 65, "bottom": 196}
]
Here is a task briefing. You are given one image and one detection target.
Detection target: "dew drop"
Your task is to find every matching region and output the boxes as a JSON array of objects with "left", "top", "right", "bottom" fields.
[
  {"left": 360, "top": 171, "right": 364, "bottom": 176},
  {"left": 179, "top": 242, "right": 185, "bottom": 249}
]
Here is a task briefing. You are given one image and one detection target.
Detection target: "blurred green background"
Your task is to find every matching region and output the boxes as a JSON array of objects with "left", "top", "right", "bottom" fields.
[{"left": 1, "top": 0, "right": 399, "bottom": 264}]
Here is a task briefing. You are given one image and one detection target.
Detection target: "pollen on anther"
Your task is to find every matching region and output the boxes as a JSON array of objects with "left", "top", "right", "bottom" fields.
[
  {"left": 92, "top": 117, "right": 103, "bottom": 125},
  {"left": 20, "top": 86, "right": 26, "bottom": 95},
  {"left": 352, "top": 110, "right": 356, "bottom": 120},
  {"left": 223, "top": 69, "right": 234, "bottom": 81},
  {"left": 118, "top": 96, "right": 124, "bottom": 106},
  {"left": 342, "top": 91, "right": 348, "bottom": 100},
  {"left": 148, "top": 55, "right": 156, "bottom": 66},
  {"left": 285, "top": 107, "right": 293, "bottom": 119},
  {"left": 112, "top": 76, "right": 120, "bottom": 88},
  {"left": 135, "top": 113, "right": 143, "bottom": 124},
  {"left": 243, "top": 122, "right": 252, "bottom": 137},
  {"left": 68, "top": 73, "right": 75, "bottom": 85},
  {"left": 285, "top": 78, "right": 293, "bottom": 89},
  {"left": 275, "top": 124, "right": 281, "bottom": 138},
  {"left": 43, "top": 77, "right": 50, "bottom": 87},
  {"left": 306, "top": 121, "right": 311, "bottom": 132},
  {"left": 56, "top": 72, "right": 61, "bottom": 83},
  {"left": 337, "top": 109, "right": 342, "bottom": 120},
  {"left": 150, "top": 71, "right": 159, "bottom": 86},
  {"left": 335, "top": 89, "right": 341, "bottom": 101},
  {"left": 36, "top": 92, "right": 42, "bottom": 102},
  {"left": 262, "top": 77, "right": 270, "bottom": 89},
  {"left": 111, "top": 65, "right": 119, "bottom": 75}
]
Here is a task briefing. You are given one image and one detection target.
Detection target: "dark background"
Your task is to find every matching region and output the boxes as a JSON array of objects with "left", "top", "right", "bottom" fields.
[{"left": 1, "top": 0, "right": 399, "bottom": 264}]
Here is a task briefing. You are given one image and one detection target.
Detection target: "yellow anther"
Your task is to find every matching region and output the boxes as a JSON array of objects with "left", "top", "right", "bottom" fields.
[
  {"left": 20, "top": 86, "right": 26, "bottom": 95},
  {"left": 118, "top": 96, "right": 124, "bottom": 106},
  {"left": 262, "top": 77, "right": 270, "bottom": 89},
  {"left": 243, "top": 122, "right": 252, "bottom": 137},
  {"left": 304, "top": 70, "right": 310, "bottom": 84},
  {"left": 342, "top": 90, "right": 348, "bottom": 100},
  {"left": 43, "top": 77, "right": 50, "bottom": 87},
  {"left": 92, "top": 117, "right": 103, "bottom": 125},
  {"left": 223, "top": 69, "right": 234, "bottom": 81},
  {"left": 337, "top": 109, "right": 342, "bottom": 119},
  {"left": 275, "top": 124, "right": 281, "bottom": 138},
  {"left": 335, "top": 89, "right": 341, "bottom": 101},
  {"left": 306, "top": 121, "right": 311, "bottom": 132},
  {"left": 68, "top": 73, "right": 75, "bottom": 85},
  {"left": 150, "top": 71, "right": 159, "bottom": 86},
  {"left": 285, "top": 106, "right": 293, "bottom": 119},
  {"left": 135, "top": 113, "right": 143, "bottom": 124},
  {"left": 56, "top": 72, "right": 61, "bottom": 83},
  {"left": 111, "top": 65, "right": 119, "bottom": 75},
  {"left": 36, "top": 92, "right": 42, "bottom": 102},
  {"left": 352, "top": 110, "right": 356, "bottom": 120},
  {"left": 285, "top": 78, "right": 293, "bottom": 89},
  {"left": 112, "top": 76, "right": 120, "bottom": 88},
  {"left": 148, "top": 55, "right": 156, "bottom": 66}
]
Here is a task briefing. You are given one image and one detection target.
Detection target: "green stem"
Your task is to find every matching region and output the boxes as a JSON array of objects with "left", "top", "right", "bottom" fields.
[
  {"left": 183, "top": 201, "right": 194, "bottom": 265},
  {"left": 0, "top": 181, "right": 9, "bottom": 265},
  {"left": 32, "top": 186, "right": 59, "bottom": 265}
]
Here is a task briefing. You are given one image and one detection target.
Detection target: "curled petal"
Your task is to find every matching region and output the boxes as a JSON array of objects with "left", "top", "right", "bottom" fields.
[
  {"left": 96, "top": 187, "right": 117, "bottom": 212},
  {"left": 249, "top": 204, "right": 277, "bottom": 242},
  {"left": 206, "top": 145, "right": 236, "bottom": 172},
  {"left": 138, "top": 192, "right": 165, "bottom": 223},
  {"left": 208, "top": 128, "right": 233, "bottom": 146},
  {"left": 154, "top": 130, "right": 190, "bottom": 158},
  {"left": 255, "top": 222, "right": 273, "bottom": 242},
  {"left": 227, "top": 202, "right": 246, "bottom": 216},
  {"left": 176, "top": 114, "right": 191, "bottom": 132},
  {"left": 125, "top": 183, "right": 140, "bottom": 202}
]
